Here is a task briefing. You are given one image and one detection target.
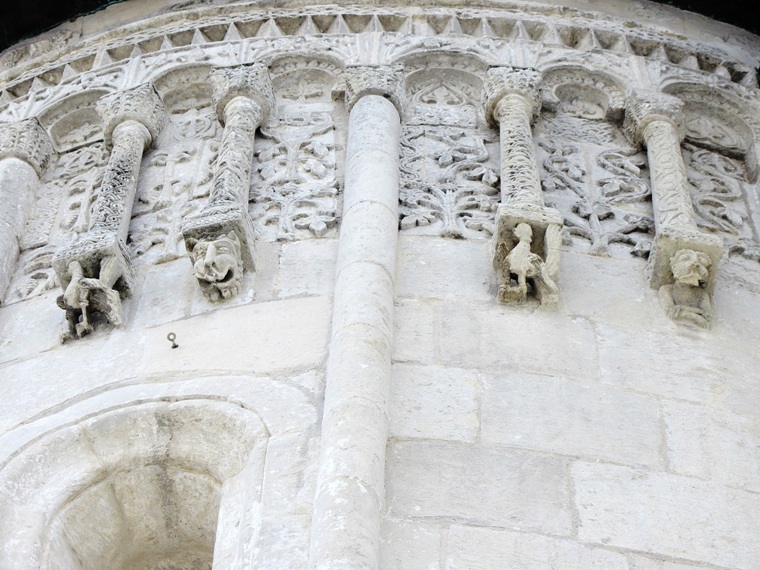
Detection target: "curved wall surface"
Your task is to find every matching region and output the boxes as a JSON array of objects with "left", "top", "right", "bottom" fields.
[{"left": 0, "top": 1, "right": 759, "bottom": 568}]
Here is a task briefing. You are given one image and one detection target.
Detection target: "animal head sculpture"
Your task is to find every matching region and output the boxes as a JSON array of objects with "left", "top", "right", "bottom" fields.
[
  {"left": 186, "top": 231, "right": 244, "bottom": 302},
  {"left": 671, "top": 248, "right": 711, "bottom": 288}
]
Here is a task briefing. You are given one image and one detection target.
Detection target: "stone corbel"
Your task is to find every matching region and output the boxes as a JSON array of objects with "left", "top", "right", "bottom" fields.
[
  {"left": 182, "top": 62, "right": 274, "bottom": 302},
  {"left": 0, "top": 118, "right": 55, "bottom": 301},
  {"left": 625, "top": 91, "right": 723, "bottom": 328},
  {"left": 484, "top": 66, "right": 563, "bottom": 308},
  {"left": 53, "top": 83, "right": 167, "bottom": 340}
]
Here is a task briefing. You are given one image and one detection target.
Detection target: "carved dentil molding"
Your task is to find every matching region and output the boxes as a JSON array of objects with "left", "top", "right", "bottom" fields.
[
  {"left": 483, "top": 67, "right": 542, "bottom": 126},
  {"left": 0, "top": 118, "right": 55, "bottom": 175},
  {"left": 97, "top": 83, "right": 168, "bottom": 149},
  {"left": 210, "top": 63, "right": 275, "bottom": 123},
  {"left": 624, "top": 91, "right": 685, "bottom": 146},
  {"left": 339, "top": 65, "right": 405, "bottom": 113}
]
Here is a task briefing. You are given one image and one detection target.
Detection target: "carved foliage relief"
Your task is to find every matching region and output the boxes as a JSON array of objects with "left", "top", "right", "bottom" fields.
[
  {"left": 4, "top": 144, "right": 108, "bottom": 304},
  {"left": 399, "top": 69, "right": 499, "bottom": 239},
  {"left": 128, "top": 107, "right": 221, "bottom": 264},
  {"left": 251, "top": 63, "right": 341, "bottom": 241},
  {"left": 535, "top": 71, "right": 653, "bottom": 258}
]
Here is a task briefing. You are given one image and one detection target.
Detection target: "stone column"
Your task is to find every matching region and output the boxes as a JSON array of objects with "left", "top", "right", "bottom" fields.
[
  {"left": 0, "top": 119, "right": 54, "bottom": 301},
  {"left": 625, "top": 92, "right": 723, "bottom": 328},
  {"left": 53, "top": 83, "right": 167, "bottom": 339},
  {"left": 308, "top": 66, "right": 403, "bottom": 570},
  {"left": 484, "top": 67, "right": 563, "bottom": 308},
  {"left": 182, "top": 63, "right": 273, "bottom": 302}
]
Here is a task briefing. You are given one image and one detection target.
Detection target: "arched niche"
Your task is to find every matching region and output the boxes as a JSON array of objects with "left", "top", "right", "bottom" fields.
[
  {"left": 402, "top": 53, "right": 487, "bottom": 128},
  {"left": 663, "top": 81, "right": 757, "bottom": 180},
  {"left": 269, "top": 55, "right": 343, "bottom": 113},
  {"left": 153, "top": 64, "right": 214, "bottom": 114},
  {"left": 0, "top": 398, "right": 269, "bottom": 570},
  {"left": 540, "top": 65, "right": 627, "bottom": 122},
  {"left": 38, "top": 89, "right": 110, "bottom": 153}
]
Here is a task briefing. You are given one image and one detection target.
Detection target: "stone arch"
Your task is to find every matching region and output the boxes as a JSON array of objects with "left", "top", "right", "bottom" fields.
[
  {"left": 37, "top": 88, "right": 111, "bottom": 152},
  {"left": 152, "top": 64, "right": 215, "bottom": 114},
  {"left": 540, "top": 64, "right": 628, "bottom": 121},
  {"left": 268, "top": 55, "right": 344, "bottom": 112},
  {"left": 0, "top": 397, "right": 269, "bottom": 570},
  {"left": 401, "top": 53, "right": 488, "bottom": 127}
]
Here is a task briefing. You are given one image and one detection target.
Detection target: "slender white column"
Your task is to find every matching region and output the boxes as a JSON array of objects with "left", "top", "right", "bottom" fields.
[
  {"left": 484, "top": 67, "right": 563, "bottom": 308},
  {"left": 625, "top": 92, "right": 723, "bottom": 327},
  {"left": 183, "top": 63, "right": 274, "bottom": 302},
  {"left": 53, "top": 83, "right": 167, "bottom": 339},
  {"left": 0, "top": 119, "right": 54, "bottom": 301},
  {"left": 308, "top": 66, "right": 403, "bottom": 570}
]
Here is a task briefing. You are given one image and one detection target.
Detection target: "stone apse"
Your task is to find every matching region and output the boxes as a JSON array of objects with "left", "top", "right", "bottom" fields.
[{"left": 0, "top": 0, "right": 759, "bottom": 568}]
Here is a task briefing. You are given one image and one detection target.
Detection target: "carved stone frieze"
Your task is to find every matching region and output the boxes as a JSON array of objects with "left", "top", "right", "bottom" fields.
[
  {"left": 399, "top": 125, "right": 499, "bottom": 238},
  {"left": 0, "top": 118, "right": 55, "bottom": 175},
  {"left": 252, "top": 112, "right": 339, "bottom": 240},
  {"left": 183, "top": 63, "right": 273, "bottom": 302}
]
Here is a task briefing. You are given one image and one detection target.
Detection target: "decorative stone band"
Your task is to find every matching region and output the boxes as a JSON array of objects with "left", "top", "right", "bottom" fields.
[
  {"left": 624, "top": 91, "right": 723, "bottom": 294},
  {"left": 52, "top": 84, "right": 167, "bottom": 339},
  {"left": 0, "top": 118, "right": 55, "bottom": 176},
  {"left": 182, "top": 64, "right": 273, "bottom": 302},
  {"left": 337, "top": 65, "right": 405, "bottom": 114}
]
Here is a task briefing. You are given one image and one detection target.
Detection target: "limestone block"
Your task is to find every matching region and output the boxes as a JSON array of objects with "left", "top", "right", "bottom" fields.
[
  {"left": 572, "top": 461, "right": 760, "bottom": 569},
  {"left": 445, "top": 526, "right": 629, "bottom": 569},
  {"left": 396, "top": 236, "right": 490, "bottom": 302},
  {"left": 276, "top": 239, "right": 337, "bottom": 298},
  {"left": 335, "top": 200, "right": 398, "bottom": 277},
  {"left": 137, "top": 296, "right": 330, "bottom": 377},
  {"left": 481, "top": 372, "right": 662, "bottom": 467},
  {"left": 131, "top": 258, "right": 196, "bottom": 329},
  {"left": 596, "top": 324, "right": 723, "bottom": 403},
  {"left": 380, "top": 518, "right": 441, "bottom": 570},
  {"left": 331, "top": 261, "right": 394, "bottom": 338},
  {"left": 386, "top": 441, "right": 572, "bottom": 534},
  {"left": 664, "top": 401, "right": 760, "bottom": 492},
  {"left": 390, "top": 364, "right": 478, "bottom": 442},
  {"left": 0, "top": 290, "right": 62, "bottom": 364},
  {"left": 261, "top": 432, "right": 315, "bottom": 514},
  {"left": 559, "top": 250, "right": 666, "bottom": 331},
  {"left": 393, "top": 298, "right": 598, "bottom": 380}
]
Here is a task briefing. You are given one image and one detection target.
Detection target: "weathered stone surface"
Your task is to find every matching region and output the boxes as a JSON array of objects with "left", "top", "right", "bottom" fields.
[
  {"left": 482, "top": 372, "right": 662, "bottom": 467},
  {"left": 664, "top": 401, "right": 760, "bottom": 492},
  {"left": 276, "top": 239, "right": 337, "bottom": 298},
  {"left": 387, "top": 441, "right": 572, "bottom": 534},
  {"left": 380, "top": 518, "right": 441, "bottom": 570},
  {"left": 445, "top": 525, "right": 629, "bottom": 569},
  {"left": 396, "top": 236, "right": 490, "bottom": 301},
  {"left": 394, "top": 298, "right": 598, "bottom": 379},
  {"left": 573, "top": 461, "right": 760, "bottom": 569},
  {"left": 390, "top": 364, "right": 478, "bottom": 442}
]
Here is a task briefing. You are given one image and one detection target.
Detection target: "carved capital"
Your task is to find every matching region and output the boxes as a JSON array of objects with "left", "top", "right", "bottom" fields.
[
  {"left": 97, "top": 83, "right": 168, "bottom": 149},
  {"left": 483, "top": 67, "right": 542, "bottom": 125},
  {"left": 339, "top": 65, "right": 404, "bottom": 114},
  {"left": 0, "top": 118, "right": 55, "bottom": 176},
  {"left": 210, "top": 63, "right": 274, "bottom": 125},
  {"left": 624, "top": 91, "right": 684, "bottom": 145}
]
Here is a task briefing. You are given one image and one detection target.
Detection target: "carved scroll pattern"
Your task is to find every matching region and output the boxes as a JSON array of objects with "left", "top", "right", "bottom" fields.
[
  {"left": 537, "top": 116, "right": 654, "bottom": 257},
  {"left": 4, "top": 144, "right": 108, "bottom": 304},
  {"left": 399, "top": 125, "right": 499, "bottom": 238},
  {"left": 251, "top": 112, "right": 339, "bottom": 241},
  {"left": 128, "top": 108, "right": 221, "bottom": 265}
]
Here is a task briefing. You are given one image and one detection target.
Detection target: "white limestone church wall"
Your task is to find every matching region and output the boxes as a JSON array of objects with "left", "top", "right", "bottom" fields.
[{"left": 0, "top": 1, "right": 759, "bottom": 569}]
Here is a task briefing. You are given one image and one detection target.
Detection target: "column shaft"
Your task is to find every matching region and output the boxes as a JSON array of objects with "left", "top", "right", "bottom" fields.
[
  {"left": 496, "top": 94, "right": 544, "bottom": 207},
  {"left": 308, "top": 94, "right": 400, "bottom": 570}
]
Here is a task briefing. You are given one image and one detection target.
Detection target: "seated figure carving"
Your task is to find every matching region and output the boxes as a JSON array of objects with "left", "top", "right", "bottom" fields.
[
  {"left": 186, "top": 231, "right": 243, "bottom": 302},
  {"left": 497, "top": 222, "right": 558, "bottom": 306},
  {"left": 56, "top": 256, "right": 124, "bottom": 341},
  {"left": 659, "top": 248, "right": 713, "bottom": 328}
]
